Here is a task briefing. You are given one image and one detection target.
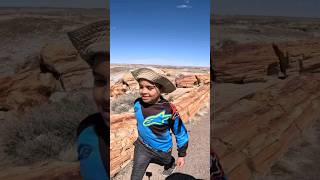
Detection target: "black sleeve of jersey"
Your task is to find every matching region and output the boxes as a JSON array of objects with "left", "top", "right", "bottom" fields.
[{"left": 177, "top": 141, "right": 189, "bottom": 157}]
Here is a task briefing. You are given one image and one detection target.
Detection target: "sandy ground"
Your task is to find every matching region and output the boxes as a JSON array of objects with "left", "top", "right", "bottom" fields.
[{"left": 113, "top": 106, "right": 210, "bottom": 180}]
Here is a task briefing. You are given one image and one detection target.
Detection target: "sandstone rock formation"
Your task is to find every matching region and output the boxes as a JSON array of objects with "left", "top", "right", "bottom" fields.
[
  {"left": 110, "top": 70, "right": 209, "bottom": 98},
  {"left": 0, "top": 70, "right": 58, "bottom": 112},
  {"left": 175, "top": 75, "right": 199, "bottom": 88},
  {"left": 212, "top": 74, "right": 320, "bottom": 180},
  {"left": 0, "top": 41, "right": 94, "bottom": 113},
  {"left": 40, "top": 41, "right": 93, "bottom": 91},
  {"left": 196, "top": 74, "right": 210, "bottom": 85},
  {"left": 214, "top": 41, "right": 320, "bottom": 84}
]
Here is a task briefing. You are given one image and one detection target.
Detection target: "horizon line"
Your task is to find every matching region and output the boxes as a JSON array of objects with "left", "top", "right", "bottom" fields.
[
  {"left": 111, "top": 62, "right": 210, "bottom": 68},
  {"left": 212, "top": 13, "right": 320, "bottom": 19}
]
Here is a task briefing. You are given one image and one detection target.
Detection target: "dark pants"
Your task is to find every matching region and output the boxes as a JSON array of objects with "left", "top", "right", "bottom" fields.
[{"left": 130, "top": 139, "right": 175, "bottom": 180}]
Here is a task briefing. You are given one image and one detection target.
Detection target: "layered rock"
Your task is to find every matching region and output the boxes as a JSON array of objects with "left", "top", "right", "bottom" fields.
[
  {"left": 110, "top": 71, "right": 209, "bottom": 97},
  {"left": 0, "top": 70, "right": 58, "bottom": 112},
  {"left": 110, "top": 82, "right": 127, "bottom": 97},
  {"left": 195, "top": 74, "right": 210, "bottom": 85},
  {"left": 211, "top": 74, "right": 320, "bottom": 179},
  {"left": 0, "top": 41, "right": 94, "bottom": 113},
  {"left": 40, "top": 41, "right": 93, "bottom": 91},
  {"left": 215, "top": 41, "right": 320, "bottom": 84},
  {"left": 175, "top": 75, "right": 199, "bottom": 88}
]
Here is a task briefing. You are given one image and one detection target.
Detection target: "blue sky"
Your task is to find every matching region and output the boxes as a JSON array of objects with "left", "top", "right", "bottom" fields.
[
  {"left": 110, "top": 0, "right": 210, "bottom": 67},
  {"left": 213, "top": 0, "right": 320, "bottom": 18}
]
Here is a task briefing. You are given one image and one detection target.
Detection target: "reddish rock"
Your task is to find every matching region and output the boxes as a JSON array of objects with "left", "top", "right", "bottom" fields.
[
  {"left": 228, "top": 163, "right": 252, "bottom": 180},
  {"left": 213, "top": 75, "right": 320, "bottom": 178},
  {"left": 122, "top": 73, "right": 134, "bottom": 83},
  {"left": 251, "top": 141, "right": 283, "bottom": 174},
  {"left": 195, "top": 74, "right": 210, "bottom": 84},
  {"left": 40, "top": 41, "right": 93, "bottom": 90},
  {"left": 0, "top": 71, "right": 58, "bottom": 112},
  {"left": 220, "top": 151, "right": 246, "bottom": 173},
  {"left": 111, "top": 82, "right": 127, "bottom": 97},
  {"left": 175, "top": 75, "right": 198, "bottom": 88}
]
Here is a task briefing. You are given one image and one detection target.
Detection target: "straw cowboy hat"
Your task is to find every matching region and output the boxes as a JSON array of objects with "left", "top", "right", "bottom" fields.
[
  {"left": 131, "top": 67, "right": 176, "bottom": 93},
  {"left": 67, "top": 20, "right": 109, "bottom": 67}
]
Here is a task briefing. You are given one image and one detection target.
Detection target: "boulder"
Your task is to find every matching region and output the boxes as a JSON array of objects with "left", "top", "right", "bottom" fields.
[
  {"left": 40, "top": 41, "right": 93, "bottom": 91},
  {"left": 175, "top": 75, "right": 198, "bottom": 88}
]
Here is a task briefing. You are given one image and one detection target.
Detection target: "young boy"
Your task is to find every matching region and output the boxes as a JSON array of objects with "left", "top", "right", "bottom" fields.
[
  {"left": 130, "top": 67, "right": 189, "bottom": 180},
  {"left": 68, "top": 20, "right": 109, "bottom": 180}
]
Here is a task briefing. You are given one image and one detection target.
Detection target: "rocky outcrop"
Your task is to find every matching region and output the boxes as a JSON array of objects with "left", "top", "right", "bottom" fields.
[
  {"left": 110, "top": 72, "right": 209, "bottom": 97},
  {"left": 0, "top": 70, "right": 58, "bottom": 112},
  {"left": 196, "top": 74, "right": 210, "bottom": 85},
  {"left": 212, "top": 74, "right": 320, "bottom": 179},
  {"left": 110, "top": 82, "right": 127, "bottom": 97},
  {"left": 215, "top": 41, "right": 320, "bottom": 84},
  {"left": 110, "top": 85, "right": 210, "bottom": 177},
  {"left": 40, "top": 41, "right": 93, "bottom": 91},
  {"left": 0, "top": 42, "right": 94, "bottom": 112},
  {"left": 175, "top": 75, "right": 199, "bottom": 88}
]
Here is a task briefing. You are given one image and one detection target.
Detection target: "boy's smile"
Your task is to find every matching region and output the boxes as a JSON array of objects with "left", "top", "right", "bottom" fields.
[{"left": 139, "top": 79, "right": 161, "bottom": 104}]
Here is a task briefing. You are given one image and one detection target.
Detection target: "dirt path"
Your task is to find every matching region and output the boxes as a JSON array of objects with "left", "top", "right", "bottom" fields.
[{"left": 113, "top": 107, "right": 210, "bottom": 180}]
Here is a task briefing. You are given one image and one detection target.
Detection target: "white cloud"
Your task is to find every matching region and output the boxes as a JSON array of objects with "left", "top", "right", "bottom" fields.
[
  {"left": 177, "top": 0, "right": 192, "bottom": 9},
  {"left": 176, "top": 4, "right": 192, "bottom": 9}
]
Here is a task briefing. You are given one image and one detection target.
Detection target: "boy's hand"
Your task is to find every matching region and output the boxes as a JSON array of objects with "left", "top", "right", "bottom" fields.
[{"left": 176, "top": 157, "right": 185, "bottom": 168}]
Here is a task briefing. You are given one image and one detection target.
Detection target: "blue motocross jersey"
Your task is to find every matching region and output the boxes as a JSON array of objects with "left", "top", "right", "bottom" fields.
[
  {"left": 134, "top": 97, "right": 189, "bottom": 157},
  {"left": 77, "top": 113, "right": 109, "bottom": 180}
]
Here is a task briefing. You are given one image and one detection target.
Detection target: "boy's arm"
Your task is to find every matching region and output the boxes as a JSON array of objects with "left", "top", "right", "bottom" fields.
[{"left": 169, "top": 104, "right": 189, "bottom": 157}]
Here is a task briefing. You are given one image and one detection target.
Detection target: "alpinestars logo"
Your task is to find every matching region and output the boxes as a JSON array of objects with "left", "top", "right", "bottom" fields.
[{"left": 143, "top": 110, "right": 172, "bottom": 126}]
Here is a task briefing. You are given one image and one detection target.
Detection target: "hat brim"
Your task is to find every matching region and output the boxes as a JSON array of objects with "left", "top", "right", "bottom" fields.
[
  {"left": 67, "top": 20, "right": 109, "bottom": 66},
  {"left": 131, "top": 68, "right": 176, "bottom": 93}
]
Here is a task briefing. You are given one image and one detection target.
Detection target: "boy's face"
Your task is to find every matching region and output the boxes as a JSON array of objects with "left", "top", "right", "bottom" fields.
[
  {"left": 92, "top": 55, "right": 109, "bottom": 125},
  {"left": 139, "top": 79, "right": 161, "bottom": 104}
]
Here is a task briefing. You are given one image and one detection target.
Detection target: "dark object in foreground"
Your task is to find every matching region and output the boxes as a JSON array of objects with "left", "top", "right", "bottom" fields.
[
  {"left": 211, "top": 151, "right": 227, "bottom": 180},
  {"left": 165, "top": 173, "right": 197, "bottom": 180},
  {"left": 146, "top": 171, "right": 152, "bottom": 179}
]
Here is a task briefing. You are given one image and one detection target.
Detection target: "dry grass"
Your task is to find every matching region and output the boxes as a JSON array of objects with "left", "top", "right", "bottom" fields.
[
  {"left": 0, "top": 92, "right": 96, "bottom": 165},
  {"left": 111, "top": 91, "right": 140, "bottom": 114}
]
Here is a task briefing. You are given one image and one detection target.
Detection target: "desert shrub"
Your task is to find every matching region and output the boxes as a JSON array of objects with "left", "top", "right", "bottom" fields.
[
  {"left": 111, "top": 91, "right": 140, "bottom": 114},
  {"left": 0, "top": 92, "right": 96, "bottom": 165}
]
